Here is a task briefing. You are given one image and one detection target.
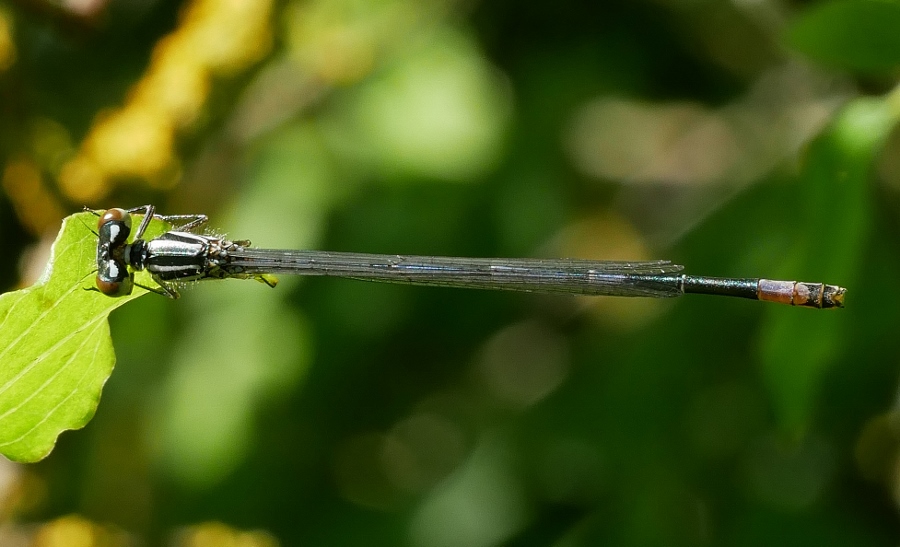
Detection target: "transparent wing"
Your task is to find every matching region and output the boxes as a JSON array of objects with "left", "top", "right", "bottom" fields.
[{"left": 224, "top": 250, "right": 685, "bottom": 298}]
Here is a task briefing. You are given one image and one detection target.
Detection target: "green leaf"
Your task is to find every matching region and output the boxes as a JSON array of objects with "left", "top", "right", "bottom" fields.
[
  {"left": 786, "top": 0, "right": 900, "bottom": 74},
  {"left": 0, "top": 211, "right": 166, "bottom": 462},
  {"left": 758, "top": 94, "right": 900, "bottom": 434}
]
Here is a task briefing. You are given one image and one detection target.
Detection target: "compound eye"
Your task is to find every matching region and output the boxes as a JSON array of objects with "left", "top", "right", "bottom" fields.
[
  {"left": 98, "top": 208, "right": 132, "bottom": 231},
  {"left": 97, "top": 208, "right": 132, "bottom": 248},
  {"left": 95, "top": 274, "right": 134, "bottom": 297},
  {"left": 96, "top": 260, "right": 133, "bottom": 297}
]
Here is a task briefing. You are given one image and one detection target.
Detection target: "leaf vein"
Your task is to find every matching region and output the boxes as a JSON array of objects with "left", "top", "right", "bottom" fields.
[
  {"left": 0, "top": 321, "right": 105, "bottom": 422},
  {"left": 0, "top": 300, "right": 117, "bottom": 397},
  {"left": 0, "top": 328, "right": 106, "bottom": 449}
]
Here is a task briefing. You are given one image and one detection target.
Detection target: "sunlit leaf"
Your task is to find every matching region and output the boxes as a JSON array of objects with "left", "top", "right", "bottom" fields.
[
  {"left": 787, "top": 0, "right": 900, "bottom": 74},
  {"left": 0, "top": 211, "right": 166, "bottom": 462}
]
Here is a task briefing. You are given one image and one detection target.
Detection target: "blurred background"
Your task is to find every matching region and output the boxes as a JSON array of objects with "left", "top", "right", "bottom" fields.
[{"left": 1, "top": 0, "right": 900, "bottom": 545}]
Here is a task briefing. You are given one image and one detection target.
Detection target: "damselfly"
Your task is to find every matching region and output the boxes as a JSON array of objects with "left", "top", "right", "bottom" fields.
[{"left": 89, "top": 205, "right": 845, "bottom": 309}]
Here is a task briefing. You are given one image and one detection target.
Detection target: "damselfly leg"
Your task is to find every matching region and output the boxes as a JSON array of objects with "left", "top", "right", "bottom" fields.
[{"left": 123, "top": 205, "right": 209, "bottom": 240}]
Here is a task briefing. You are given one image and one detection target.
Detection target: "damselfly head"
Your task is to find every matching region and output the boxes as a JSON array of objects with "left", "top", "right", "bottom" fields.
[{"left": 94, "top": 208, "right": 136, "bottom": 297}]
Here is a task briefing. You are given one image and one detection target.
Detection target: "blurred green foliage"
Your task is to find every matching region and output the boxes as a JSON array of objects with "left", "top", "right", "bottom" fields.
[
  {"left": 787, "top": 0, "right": 900, "bottom": 74},
  {"left": 0, "top": 0, "right": 899, "bottom": 546}
]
